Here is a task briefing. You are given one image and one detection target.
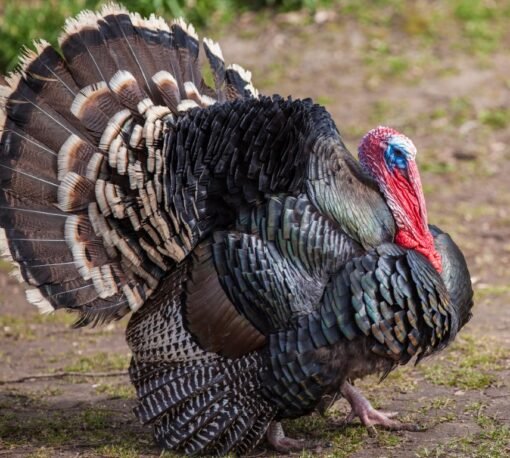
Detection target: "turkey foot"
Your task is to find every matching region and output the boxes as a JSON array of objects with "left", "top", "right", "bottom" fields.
[
  {"left": 340, "top": 382, "right": 421, "bottom": 434},
  {"left": 266, "top": 421, "right": 305, "bottom": 453}
]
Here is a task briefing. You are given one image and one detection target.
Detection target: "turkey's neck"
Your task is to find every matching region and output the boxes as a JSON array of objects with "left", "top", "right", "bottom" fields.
[{"left": 379, "top": 161, "right": 442, "bottom": 272}]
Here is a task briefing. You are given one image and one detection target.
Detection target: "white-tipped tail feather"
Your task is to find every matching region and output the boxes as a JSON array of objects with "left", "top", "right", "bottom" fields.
[{"left": 26, "top": 288, "right": 55, "bottom": 314}]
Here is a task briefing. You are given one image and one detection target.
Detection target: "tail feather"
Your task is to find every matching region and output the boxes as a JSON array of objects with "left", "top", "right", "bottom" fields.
[
  {"left": 170, "top": 388, "right": 226, "bottom": 432},
  {"left": 4, "top": 240, "right": 71, "bottom": 274},
  {"left": 129, "top": 16, "right": 170, "bottom": 96},
  {"left": 0, "top": 163, "right": 58, "bottom": 209},
  {"left": 108, "top": 70, "right": 148, "bottom": 112},
  {"left": 0, "top": 210, "right": 66, "bottom": 241},
  {"left": 71, "top": 82, "right": 123, "bottom": 134},
  {"left": 1, "top": 128, "right": 58, "bottom": 187},
  {"left": 148, "top": 22, "right": 187, "bottom": 100},
  {"left": 138, "top": 360, "right": 263, "bottom": 427},
  {"left": 59, "top": 10, "right": 120, "bottom": 86},
  {"left": 209, "top": 413, "right": 256, "bottom": 456},
  {"left": 18, "top": 261, "right": 82, "bottom": 285},
  {"left": 100, "top": 11, "right": 157, "bottom": 98},
  {"left": 6, "top": 79, "right": 89, "bottom": 152},
  {"left": 20, "top": 41, "right": 80, "bottom": 98},
  {"left": 225, "top": 64, "right": 259, "bottom": 100},
  {"left": 170, "top": 20, "right": 200, "bottom": 90},
  {"left": 17, "top": 42, "right": 83, "bottom": 133},
  {"left": 71, "top": 296, "right": 130, "bottom": 327},
  {"left": 57, "top": 134, "right": 99, "bottom": 180},
  {"left": 178, "top": 408, "right": 238, "bottom": 455},
  {"left": 151, "top": 71, "right": 181, "bottom": 113},
  {"left": 203, "top": 38, "right": 226, "bottom": 103}
]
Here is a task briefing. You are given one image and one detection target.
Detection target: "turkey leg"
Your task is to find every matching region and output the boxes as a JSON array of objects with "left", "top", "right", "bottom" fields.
[
  {"left": 340, "top": 382, "right": 420, "bottom": 433},
  {"left": 266, "top": 421, "right": 305, "bottom": 453}
]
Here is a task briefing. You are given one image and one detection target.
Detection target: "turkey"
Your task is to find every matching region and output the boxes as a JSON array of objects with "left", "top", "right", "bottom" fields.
[{"left": 0, "top": 4, "right": 474, "bottom": 455}]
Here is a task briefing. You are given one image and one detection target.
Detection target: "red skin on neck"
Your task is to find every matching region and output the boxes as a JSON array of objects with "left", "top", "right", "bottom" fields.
[
  {"left": 359, "top": 128, "right": 442, "bottom": 272},
  {"left": 384, "top": 160, "right": 442, "bottom": 272}
]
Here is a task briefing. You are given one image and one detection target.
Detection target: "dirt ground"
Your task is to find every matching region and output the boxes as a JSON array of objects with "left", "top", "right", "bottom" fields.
[{"left": 1, "top": 6, "right": 510, "bottom": 458}]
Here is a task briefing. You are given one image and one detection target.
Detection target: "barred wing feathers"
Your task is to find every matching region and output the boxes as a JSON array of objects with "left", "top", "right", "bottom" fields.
[{"left": 125, "top": 258, "right": 274, "bottom": 456}]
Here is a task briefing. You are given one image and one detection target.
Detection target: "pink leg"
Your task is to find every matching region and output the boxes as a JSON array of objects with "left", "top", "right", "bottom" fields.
[
  {"left": 266, "top": 421, "right": 305, "bottom": 453},
  {"left": 341, "top": 382, "right": 420, "bottom": 433}
]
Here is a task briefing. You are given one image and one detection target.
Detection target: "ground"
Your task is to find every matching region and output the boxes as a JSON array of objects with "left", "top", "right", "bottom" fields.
[{"left": 1, "top": 4, "right": 510, "bottom": 457}]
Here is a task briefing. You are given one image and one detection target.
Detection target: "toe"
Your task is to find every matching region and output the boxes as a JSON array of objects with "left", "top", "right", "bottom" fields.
[
  {"left": 270, "top": 437, "right": 306, "bottom": 453},
  {"left": 363, "top": 408, "right": 401, "bottom": 426},
  {"left": 367, "top": 424, "right": 378, "bottom": 437},
  {"left": 380, "top": 411, "right": 399, "bottom": 419},
  {"left": 343, "top": 409, "right": 357, "bottom": 425},
  {"left": 397, "top": 422, "right": 425, "bottom": 432}
]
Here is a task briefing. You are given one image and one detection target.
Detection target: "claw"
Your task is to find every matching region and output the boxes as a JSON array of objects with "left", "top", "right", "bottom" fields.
[
  {"left": 340, "top": 382, "right": 422, "bottom": 432},
  {"left": 266, "top": 422, "right": 306, "bottom": 453}
]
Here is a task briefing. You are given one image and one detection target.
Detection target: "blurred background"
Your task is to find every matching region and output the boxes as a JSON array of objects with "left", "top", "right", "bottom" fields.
[{"left": 1, "top": 1, "right": 509, "bottom": 457}]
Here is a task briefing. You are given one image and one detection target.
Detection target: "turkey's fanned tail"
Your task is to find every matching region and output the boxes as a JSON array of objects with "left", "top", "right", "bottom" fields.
[{"left": 0, "top": 4, "right": 259, "bottom": 325}]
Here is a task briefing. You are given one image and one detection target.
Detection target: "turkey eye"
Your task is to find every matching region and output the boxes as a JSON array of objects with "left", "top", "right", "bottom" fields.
[
  {"left": 393, "top": 149, "right": 407, "bottom": 170},
  {"left": 384, "top": 144, "right": 407, "bottom": 171}
]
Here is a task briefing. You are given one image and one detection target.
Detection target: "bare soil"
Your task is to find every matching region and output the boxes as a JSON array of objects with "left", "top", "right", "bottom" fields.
[{"left": 1, "top": 8, "right": 510, "bottom": 458}]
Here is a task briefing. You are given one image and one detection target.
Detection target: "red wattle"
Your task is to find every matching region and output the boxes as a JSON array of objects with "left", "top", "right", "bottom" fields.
[{"left": 395, "top": 230, "right": 442, "bottom": 273}]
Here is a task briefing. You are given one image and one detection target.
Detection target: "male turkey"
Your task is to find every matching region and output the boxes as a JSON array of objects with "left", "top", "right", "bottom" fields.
[{"left": 0, "top": 4, "right": 473, "bottom": 455}]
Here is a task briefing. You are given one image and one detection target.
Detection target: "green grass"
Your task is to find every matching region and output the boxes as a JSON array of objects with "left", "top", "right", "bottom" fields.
[
  {"left": 0, "top": 311, "right": 80, "bottom": 341},
  {"left": 316, "top": 95, "right": 334, "bottom": 107},
  {"left": 0, "top": 314, "right": 36, "bottom": 340},
  {"left": 376, "top": 430, "right": 402, "bottom": 448},
  {"left": 95, "top": 382, "right": 135, "bottom": 399},
  {"left": 327, "top": 426, "right": 367, "bottom": 458},
  {"left": 479, "top": 107, "right": 510, "bottom": 129},
  {"left": 0, "top": 259, "right": 13, "bottom": 273},
  {"left": 63, "top": 351, "right": 130, "bottom": 373},
  {"left": 96, "top": 444, "right": 142, "bottom": 458},
  {"left": 0, "top": 0, "right": 331, "bottom": 72},
  {"left": 282, "top": 408, "right": 404, "bottom": 456},
  {"left": 26, "top": 450, "right": 55, "bottom": 458},
  {"left": 0, "top": 406, "right": 141, "bottom": 449},
  {"left": 447, "top": 97, "right": 477, "bottom": 127},
  {"left": 0, "top": 391, "right": 148, "bottom": 453},
  {"left": 6, "top": 386, "right": 64, "bottom": 400},
  {"left": 419, "top": 334, "right": 510, "bottom": 390},
  {"left": 420, "top": 161, "right": 455, "bottom": 175},
  {"left": 475, "top": 284, "right": 510, "bottom": 302},
  {"left": 418, "top": 397, "right": 459, "bottom": 427},
  {"left": 283, "top": 413, "right": 367, "bottom": 456},
  {"left": 417, "top": 413, "right": 510, "bottom": 457},
  {"left": 2, "top": 0, "right": 510, "bottom": 74}
]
